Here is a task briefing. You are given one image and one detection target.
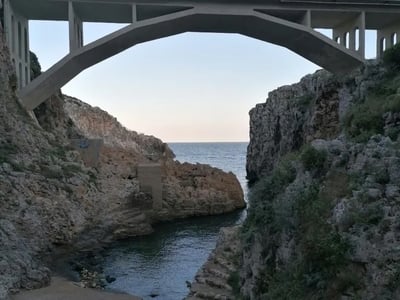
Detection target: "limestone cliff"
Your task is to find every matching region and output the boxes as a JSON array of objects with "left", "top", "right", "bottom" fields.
[
  {"left": 234, "top": 50, "right": 400, "bottom": 299},
  {"left": 0, "top": 27, "right": 244, "bottom": 299},
  {"left": 0, "top": 35, "right": 99, "bottom": 298},
  {"left": 246, "top": 62, "right": 388, "bottom": 182},
  {"left": 63, "top": 96, "right": 172, "bottom": 160},
  {"left": 61, "top": 96, "right": 245, "bottom": 221}
]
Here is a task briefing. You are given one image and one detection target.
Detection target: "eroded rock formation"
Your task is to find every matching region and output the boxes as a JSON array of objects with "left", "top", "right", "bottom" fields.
[
  {"left": 0, "top": 28, "right": 244, "bottom": 299},
  {"left": 229, "top": 57, "right": 400, "bottom": 299},
  {"left": 246, "top": 64, "right": 385, "bottom": 182}
]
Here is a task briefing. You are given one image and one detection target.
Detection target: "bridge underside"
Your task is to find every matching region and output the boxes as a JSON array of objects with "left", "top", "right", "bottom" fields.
[{"left": 3, "top": 0, "right": 400, "bottom": 110}]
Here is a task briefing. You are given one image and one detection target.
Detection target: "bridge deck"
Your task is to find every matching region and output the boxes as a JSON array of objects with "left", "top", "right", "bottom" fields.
[
  {"left": 6, "top": 0, "right": 400, "bottom": 109},
  {"left": 11, "top": 0, "right": 400, "bottom": 28}
]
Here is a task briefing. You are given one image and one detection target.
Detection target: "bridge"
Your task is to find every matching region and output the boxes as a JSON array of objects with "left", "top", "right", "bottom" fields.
[{"left": 2, "top": 0, "right": 400, "bottom": 110}]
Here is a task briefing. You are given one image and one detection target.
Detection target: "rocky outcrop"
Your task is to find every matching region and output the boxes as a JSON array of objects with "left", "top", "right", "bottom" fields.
[
  {"left": 61, "top": 96, "right": 245, "bottom": 222},
  {"left": 162, "top": 162, "right": 245, "bottom": 219},
  {"left": 0, "top": 27, "right": 244, "bottom": 299},
  {"left": 240, "top": 136, "right": 400, "bottom": 299},
  {"left": 0, "top": 33, "right": 98, "bottom": 298},
  {"left": 246, "top": 63, "right": 386, "bottom": 182},
  {"left": 187, "top": 226, "right": 242, "bottom": 300},
  {"left": 237, "top": 56, "right": 400, "bottom": 299},
  {"left": 64, "top": 96, "right": 173, "bottom": 161}
]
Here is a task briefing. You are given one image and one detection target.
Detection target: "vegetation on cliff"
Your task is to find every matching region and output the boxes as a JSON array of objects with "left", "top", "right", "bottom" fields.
[
  {"left": 344, "top": 45, "right": 400, "bottom": 143},
  {"left": 240, "top": 48, "right": 400, "bottom": 299}
]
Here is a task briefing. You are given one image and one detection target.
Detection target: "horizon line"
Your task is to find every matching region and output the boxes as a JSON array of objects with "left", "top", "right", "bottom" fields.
[{"left": 166, "top": 141, "right": 249, "bottom": 144}]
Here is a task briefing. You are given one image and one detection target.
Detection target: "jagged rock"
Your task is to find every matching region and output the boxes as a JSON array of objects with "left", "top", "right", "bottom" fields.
[
  {"left": 246, "top": 70, "right": 342, "bottom": 182},
  {"left": 246, "top": 64, "right": 388, "bottom": 182},
  {"left": 186, "top": 227, "right": 241, "bottom": 300},
  {"left": 0, "top": 26, "right": 244, "bottom": 299}
]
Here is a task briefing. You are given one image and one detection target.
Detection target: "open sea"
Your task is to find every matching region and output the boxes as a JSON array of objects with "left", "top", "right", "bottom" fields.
[{"left": 102, "top": 142, "right": 248, "bottom": 299}]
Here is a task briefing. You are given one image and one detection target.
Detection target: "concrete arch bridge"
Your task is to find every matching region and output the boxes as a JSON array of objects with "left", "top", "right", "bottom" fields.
[{"left": 2, "top": 0, "right": 400, "bottom": 110}]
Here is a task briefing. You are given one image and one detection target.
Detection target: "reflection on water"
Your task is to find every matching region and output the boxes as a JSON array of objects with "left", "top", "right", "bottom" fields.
[{"left": 103, "top": 211, "right": 244, "bottom": 299}]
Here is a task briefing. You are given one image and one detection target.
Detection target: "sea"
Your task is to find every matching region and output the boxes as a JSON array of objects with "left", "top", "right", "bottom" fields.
[{"left": 102, "top": 142, "right": 248, "bottom": 300}]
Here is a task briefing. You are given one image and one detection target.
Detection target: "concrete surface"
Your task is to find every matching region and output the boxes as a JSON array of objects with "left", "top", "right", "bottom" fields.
[
  {"left": 3, "top": 0, "right": 400, "bottom": 109},
  {"left": 137, "top": 163, "right": 163, "bottom": 210}
]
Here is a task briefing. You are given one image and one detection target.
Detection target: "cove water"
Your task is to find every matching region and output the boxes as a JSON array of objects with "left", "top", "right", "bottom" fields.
[{"left": 102, "top": 142, "right": 248, "bottom": 299}]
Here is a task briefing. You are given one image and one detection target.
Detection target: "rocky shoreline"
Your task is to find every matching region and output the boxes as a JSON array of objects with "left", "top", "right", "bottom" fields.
[
  {"left": 10, "top": 276, "right": 140, "bottom": 300},
  {"left": 187, "top": 226, "right": 242, "bottom": 300},
  {"left": 194, "top": 53, "right": 400, "bottom": 299},
  {"left": 0, "top": 25, "right": 245, "bottom": 299}
]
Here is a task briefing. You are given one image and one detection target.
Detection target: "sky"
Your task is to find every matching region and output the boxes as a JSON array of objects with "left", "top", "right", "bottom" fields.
[{"left": 29, "top": 21, "right": 378, "bottom": 142}]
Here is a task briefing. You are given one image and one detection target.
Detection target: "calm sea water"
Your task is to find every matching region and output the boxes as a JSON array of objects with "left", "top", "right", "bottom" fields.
[{"left": 103, "top": 142, "right": 248, "bottom": 299}]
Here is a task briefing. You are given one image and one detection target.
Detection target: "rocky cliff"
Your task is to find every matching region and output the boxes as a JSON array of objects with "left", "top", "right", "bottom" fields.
[
  {"left": 232, "top": 48, "right": 400, "bottom": 299},
  {"left": 0, "top": 27, "right": 244, "bottom": 299},
  {"left": 246, "top": 62, "right": 390, "bottom": 183},
  {"left": 62, "top": 96, "right": 245, "bottom": 221}
]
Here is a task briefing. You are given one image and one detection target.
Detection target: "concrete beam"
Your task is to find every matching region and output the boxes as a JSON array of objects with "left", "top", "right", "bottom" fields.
[
  {"left": 301, "top": 10, "right": 311, "bottom": 28},
  {"left": 69, "top": 1, "right": 83, "bottom": 52},
  {"left": 333, "top": 11, "right": 365, "bottom": 58},
  {"left": 132, "top": 4, "right": 137, "bottom": 22},
  {"left": 3, "top": 0, "right": 30, "bottom": 88},
  {"left": 18, "top": 7, "right": 364, "bottom": 110},
  {"left": 377, "top": 20, "right": 400, "bottom": 58}
]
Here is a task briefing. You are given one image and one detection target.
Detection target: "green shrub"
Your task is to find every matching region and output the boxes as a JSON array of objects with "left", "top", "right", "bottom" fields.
[
  {"left": 228, "top": 271, "right": 242, "bottom": 298},
  {"left": 0, "top": 143, "right": 18, "bottom": 164},
  {"left": 41, "top": 166, "right": 63, "bottom": 179},
  {"left": 344, "top": 75, "right": 400, "bottom": 142},
  {"left": 260, "top": 263, "right": 307, "bottom": 299},
  {"left": 297, "top": 93, "right": 314, "bottom": 108},
  {"left": 387, "top": 127, "right": 400, "bottom": 141},
  {"left": 10, "top": 161, "right": 24, "bottom": 172},
  {"left": 50, "top": 146, "right": 67, "bottom": 160},
  {"left": 300, "top": 145, "right": 327, "bottom": 171},
  {"left": 387, "top": 263, "right": 400, "bottom": 292},
  {"left": 62, "top": 164, "right": 83, "bottom": 178},
  {"left": 350, "top": 203, "right": 384, "bottom": 226},
  {"left": 30, "top": 51, "right": 42, "bottom": 79},
  {"left": 383, "top": 43, "right": 400, "bottom": 72},
  {"left": 244, "top": 155, "right": 296, "bottom": 233},
  {"left": 246, "top": 175, "right": 352, "bottom": 299},
  {"left": 375, "top": 168, "right": 390, "bottom": 185}
]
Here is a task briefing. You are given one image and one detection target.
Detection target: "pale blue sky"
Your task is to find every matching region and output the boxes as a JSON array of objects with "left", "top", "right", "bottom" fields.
[{"left": 29, "top": 21, "right": 377, "bottom": 142}]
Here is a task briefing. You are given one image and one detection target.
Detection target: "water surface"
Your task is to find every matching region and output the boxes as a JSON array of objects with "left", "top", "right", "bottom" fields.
[{"left": 103, "top": 142, "right": 248, "bottom": 299}]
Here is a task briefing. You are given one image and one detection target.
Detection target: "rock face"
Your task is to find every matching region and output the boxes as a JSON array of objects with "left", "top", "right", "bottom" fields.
[
  {"left": 236, "top": 58, "right": 400, "bottom": 299},
  {"left": 241, "top": 136, "right": 400, "bottom": 299},
  {"left": 0, "top": 27, "right": 244, "bottom": 299},
  {"left": 162, "top": 162, "right": 245, "bottom": 219},
  {"left": 187, "top": 226, "right": 242, "bottom": 300},
  {"left": 64, "top": 96, "right": 173, "bottom": 160},
  {"left": 246, "top": 63, "right": 386, "bottom": 182},
  {"left": 62, "top": 96, "right": 245, "bottom": 222}
]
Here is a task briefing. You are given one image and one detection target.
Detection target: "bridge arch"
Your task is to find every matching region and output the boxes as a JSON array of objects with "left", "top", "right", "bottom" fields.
[
  {"left": 3, "top": 0, "right": 400, "bottom": 110},
  {"left": 17, "top": 7, "right": 364, "bottom": 110}
]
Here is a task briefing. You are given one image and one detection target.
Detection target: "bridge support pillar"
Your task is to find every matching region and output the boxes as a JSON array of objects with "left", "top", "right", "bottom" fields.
[
  {"left": 301, "top": 10, "right": 311, "bottom": 28},
  {"left": 333, "top": 12, "right": 365, "bottom": 58},
  {"left": 3, "top": 0, "right": 30, "bottom": 89},
  {"left": 69, "top": 1, "right": 83, "bottom": 52},
  {"left": 132, "top": 4, "right": 137, "bottom": 22},
  {"left": 137, "top": 163, "right": 163, "bottom": 211},
  {"left": 377, "top": 22, "right": 400, "bottom": 58}
]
